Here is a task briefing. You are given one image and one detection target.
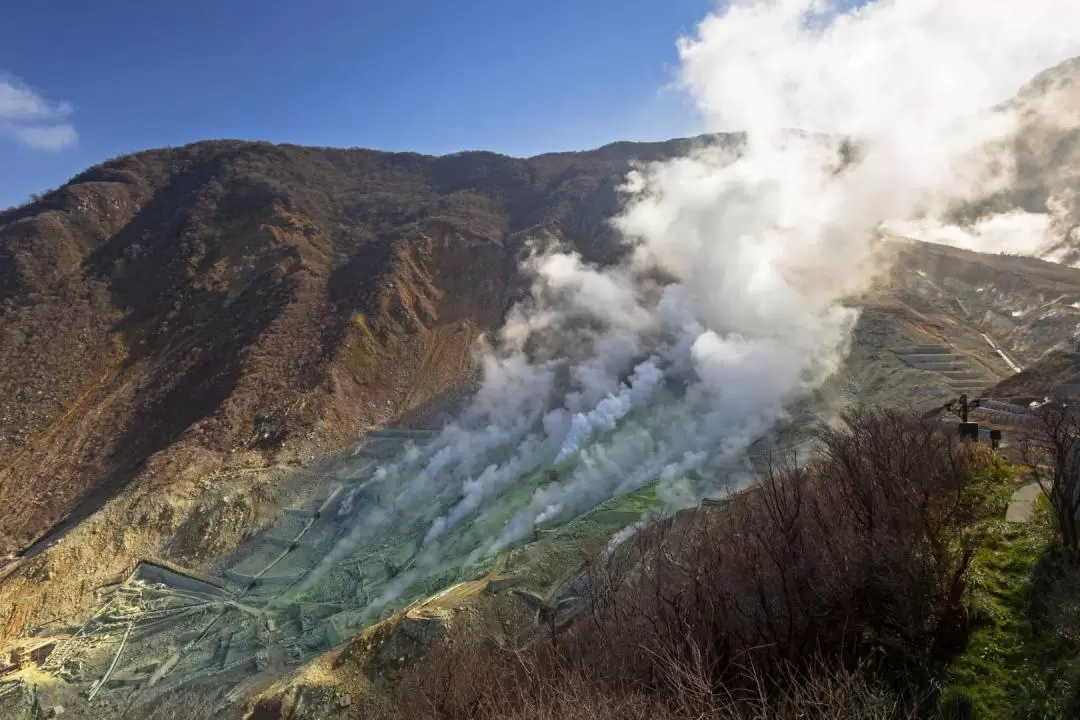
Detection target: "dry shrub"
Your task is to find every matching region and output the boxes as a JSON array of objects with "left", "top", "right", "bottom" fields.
[
  {"left": 385, "top": 634, "right": 914, "bottom": 720},
  {"left": 385, "top": 409, "right": 1008, "bottom": 719},
  {"left": 569, "top": 410, "right": 1008, "bottom": 690},
  {"left": 1021, "top": 401, "right": 1080, "bottom": 561}
]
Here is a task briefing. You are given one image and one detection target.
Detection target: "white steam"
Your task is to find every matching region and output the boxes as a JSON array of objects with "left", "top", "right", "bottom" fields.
[
  {"left": 554, "top": 357, "right": 664, "bottom": 464},
  {"left": 884, "top": 213, "right": 1054, "bottom": 256},
  {"left": 302, "top": 0, "right": 1080, "bottom": 611}
]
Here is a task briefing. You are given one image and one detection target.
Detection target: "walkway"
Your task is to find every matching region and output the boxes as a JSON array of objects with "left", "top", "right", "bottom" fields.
[{"left": 1006, "top": 482, "right": 1043, "bottom": 523}]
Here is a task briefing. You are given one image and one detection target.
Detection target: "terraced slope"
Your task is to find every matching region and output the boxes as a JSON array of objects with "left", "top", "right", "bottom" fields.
[
  {"left": 0, "top": 426, "right": 666, "bottom": 719},
  {"left": 893, "top": 344, "right": 996, "bottom": 395}
]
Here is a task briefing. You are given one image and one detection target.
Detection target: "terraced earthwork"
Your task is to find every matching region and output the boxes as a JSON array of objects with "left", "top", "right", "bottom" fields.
[
  {"left": 0, "top": 425, "right": 670, "bottom": 716},
  {"left": 893, "top": 344, "right": 993, "bottom": 395}
]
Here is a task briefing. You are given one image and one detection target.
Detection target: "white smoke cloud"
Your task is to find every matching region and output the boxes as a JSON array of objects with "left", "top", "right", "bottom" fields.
[
  {"left": 674, "top": 0, "right": 1080, "bottom": 263},
  {"left": 554, "top": 356, "right": 665, "bottom": 463},
  {"left": 884, "top": 212, "right": 1054, "bottom": 256},
  {"left": 304, "top": 0, "right": 1080, "bottom": 612},
  {"left": 682, "top": 0, "right": 1079, "bottom": 137},
  {"left": 483, "top": 0, "right": 1080, "bottom": 549}
]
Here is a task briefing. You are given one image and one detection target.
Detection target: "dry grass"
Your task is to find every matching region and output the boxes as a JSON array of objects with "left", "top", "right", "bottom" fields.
[
  {"left": 381, "top": 409, "right": 1010, "bottom": 720},
  {"left": 383, "top": 634, "right": 916, "bottom": 720},
  {"left": 1021, "top": 400, "right": 1080, "bottom": 561}
]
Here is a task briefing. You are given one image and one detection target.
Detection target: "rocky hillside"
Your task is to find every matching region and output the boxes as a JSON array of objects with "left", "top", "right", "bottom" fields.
[
  {"left": 3, "top": 55, "right": 1078, "bottom": 563},
  {"left": 839, "top": 238, "right": 1080, "bottom": 409},
  {"left": 0, "top": 136, "right": 727, "bottom": 558},
  {"left": 1, "top": 58, "right": 1079, "bottom": 719}
]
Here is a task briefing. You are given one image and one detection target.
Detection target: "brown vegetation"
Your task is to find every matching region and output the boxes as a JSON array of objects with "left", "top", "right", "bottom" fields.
[
  {"left": 385, "top": 640, "right": 912, "bottom": 720},
  {"left": 366, "top": 409, "right": 1011, "bottom": 720},
  {"left": 1021, "top": 401, "right": 1080, "bottom": 560},
  {"left": 0, "top": 137, "right": 725, "bottom": 561}
]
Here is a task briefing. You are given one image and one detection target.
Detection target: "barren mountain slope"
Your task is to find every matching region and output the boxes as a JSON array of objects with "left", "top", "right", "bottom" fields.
[
  {"left": 4, "top": 135, "right": 1080, "bottom": 649},
  {"left": 835, "top": 238, "right": 1080, "bottom": 410},
  {"left": 2, "top": 55, "right": 1080, "bottom": 714},
  {"left": 0, "top": 136, "right": 730, "bottom": 560},
  {"left": 4, "top": 53, "right": 1078, "bottom": 565}
]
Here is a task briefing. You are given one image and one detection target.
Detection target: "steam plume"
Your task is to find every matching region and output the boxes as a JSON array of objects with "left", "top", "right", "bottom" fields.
[{"left": 305, "top": 0, "right": 1080, "bottom": 609}]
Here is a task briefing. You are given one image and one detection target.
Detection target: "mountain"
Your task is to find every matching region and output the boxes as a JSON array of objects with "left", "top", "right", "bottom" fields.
[
  {"left": 1, "top": 58, "right": 1080, "bottom": 719},
  {"left": 0, "top": 136, "right": 727, "bottom": 560}
]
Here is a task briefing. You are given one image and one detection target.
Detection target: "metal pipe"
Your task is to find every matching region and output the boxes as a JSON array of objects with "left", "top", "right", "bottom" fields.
[{"left": 88, "top": 620, "right": 134, "bottom": 701}]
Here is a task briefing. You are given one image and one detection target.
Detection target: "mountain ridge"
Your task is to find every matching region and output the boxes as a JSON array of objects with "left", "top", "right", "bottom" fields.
[
  {"left": 0, "top": 134, "right": 749, "bottom": 560},
  {"left": 1, "top": 57, "right": 1080, "bottom": 719}
]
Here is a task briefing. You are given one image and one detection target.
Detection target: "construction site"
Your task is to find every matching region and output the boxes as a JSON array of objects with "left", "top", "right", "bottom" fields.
[
  {"left": 0, "top": 428, "right": 452, "bottom": 716},
  {"left": 0, "top": 416, "right": 680, "bottom": 718}
]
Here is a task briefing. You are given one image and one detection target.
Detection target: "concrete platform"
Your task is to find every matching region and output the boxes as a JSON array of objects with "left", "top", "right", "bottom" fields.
[
  {"left": 228, "top": 546, "right": 291, "bottom": 577},
  {"left": 282, "top": 508, "right": 319, "bottom": 519},
  {"left": 905, "top": 361, "right": 966, "bottom": 371},
  {"left": 222, "top": 569, "right": 297, "bottom": 592},
  {"left": 1006, "top": 483, "right": 1043, "bottom": 523}
]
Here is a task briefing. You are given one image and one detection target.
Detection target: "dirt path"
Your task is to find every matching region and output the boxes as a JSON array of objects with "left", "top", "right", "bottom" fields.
[{"left": 1006, "top": 482, "right": 1042, "bottom": 523}]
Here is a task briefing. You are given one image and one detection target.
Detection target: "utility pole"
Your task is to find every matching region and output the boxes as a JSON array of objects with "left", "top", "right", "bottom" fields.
[
  {"left": 925, "top": 394, "right": 1007, "bottom": 447},
  {"left": 943, "top": 394, "right": 981, "bottom": 441}
]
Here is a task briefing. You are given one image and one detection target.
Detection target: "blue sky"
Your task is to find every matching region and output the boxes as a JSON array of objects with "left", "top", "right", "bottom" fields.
[{"left": 0, "top": 0, "right": 716, "bottom": 208}]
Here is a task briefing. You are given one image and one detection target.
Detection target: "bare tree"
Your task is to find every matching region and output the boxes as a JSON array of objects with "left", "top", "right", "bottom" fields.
[
  {"left": 381, "top": 409, "right": 1005, "bottom": 720},
  {"left": 1022, "top": 401, "right": 1080, "bottom": 561}
]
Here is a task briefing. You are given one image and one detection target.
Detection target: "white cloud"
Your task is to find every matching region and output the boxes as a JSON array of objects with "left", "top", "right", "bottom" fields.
[
  {"left": 0, "top": 72, "right": 77, "bottom": 151},
  {"left": 11, "top": 124, "right": 78, "bottom": 151}
]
